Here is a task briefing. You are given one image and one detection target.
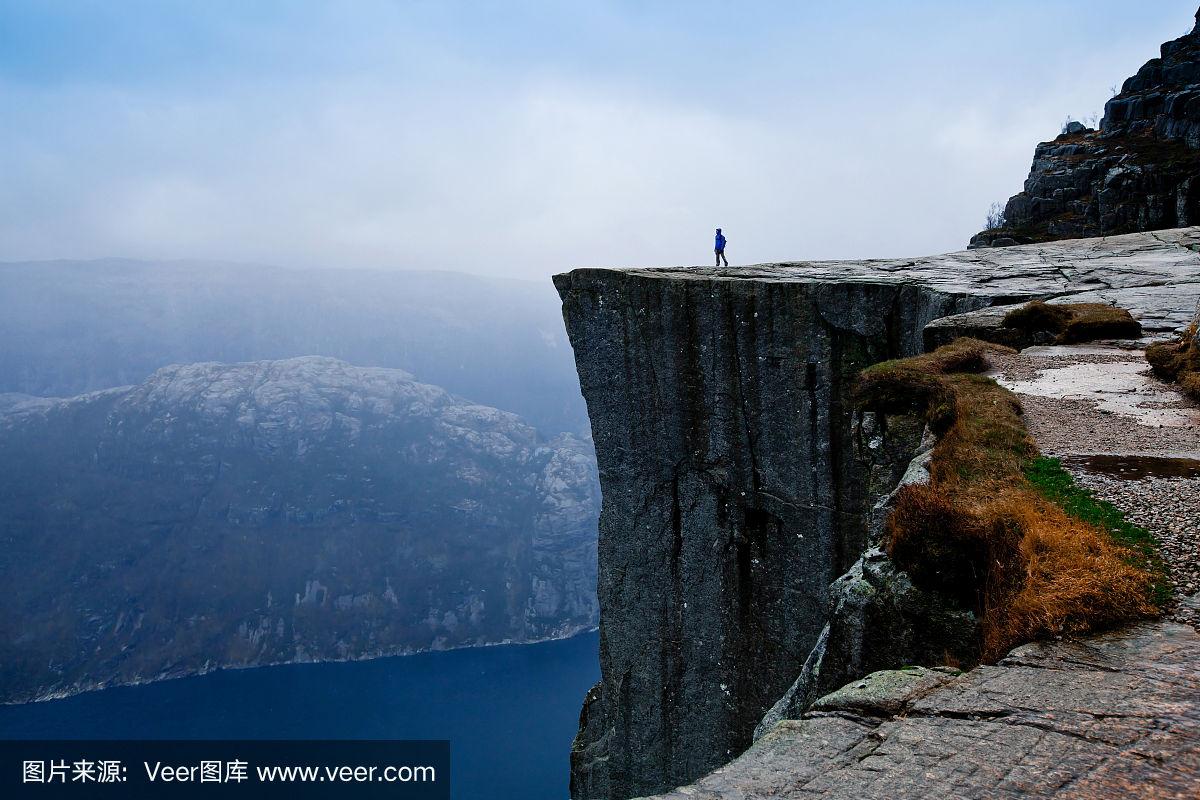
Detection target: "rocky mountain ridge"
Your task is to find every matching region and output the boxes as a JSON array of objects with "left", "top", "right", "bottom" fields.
[
  {"left": 0, "top": 259, "right": 587, "bottom": 436},
  {"left": 0, "top": 356, "right": 599, "bottom": 703},
  {"left": 970, "top": 8, "right": 1200, "bottom": 247}
]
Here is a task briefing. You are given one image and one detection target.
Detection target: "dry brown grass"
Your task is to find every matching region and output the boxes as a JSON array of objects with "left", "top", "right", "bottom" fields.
[
  {"left": 1146, "top": 320, "right": 1200, "bottom": 401},
  {"left": 858, "top": 339, "right": 1158, "bottom": 662},
  {"left": 854, "top": 339, "right": 1013, "bottom": 434},
  {"left": 1003, "top": 300, "right": 1142, "bottom": 343},
  {"left": 986, "top": 492, "right": 1155, "bottom": 657}
]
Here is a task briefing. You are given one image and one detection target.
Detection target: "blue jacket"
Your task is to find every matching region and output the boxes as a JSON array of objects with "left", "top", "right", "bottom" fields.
[{"left": 715, "top": 233, "right": 726, "bottom": 251}]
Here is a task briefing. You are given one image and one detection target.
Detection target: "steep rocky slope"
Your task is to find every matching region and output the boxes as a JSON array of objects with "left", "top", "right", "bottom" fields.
[
  {"left": 970, "top": 8, "right": 1200, "bottom": 247},
  {"left": 555, "top": 229, "right": 1200, "bottom": 799},
  {"left": 0, "top": 357, "right": 598, "bottom": 703}
]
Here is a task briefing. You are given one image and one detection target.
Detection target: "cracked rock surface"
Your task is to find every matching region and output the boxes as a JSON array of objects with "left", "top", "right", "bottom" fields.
[
  {"left": 612, "top": 228, "right": 1200, "bottom": 310},
  {"left": 641, "top": 621, "right": 1200, "bottom": 799}
]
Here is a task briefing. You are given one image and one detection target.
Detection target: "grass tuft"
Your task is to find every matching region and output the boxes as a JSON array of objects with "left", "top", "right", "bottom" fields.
[
  {"left": 1025, "top": 456, "right": 1169, "bottom": 605},
  {"left": 1145, "top": 320, "right": 1200, "bottom": 401},
  {"left": 855, "top": 339, "right": 1011, "bottom": 434},
  {"left": 857, "top": 339, "right": 1161, "bottom": 662},
  {"left": 986, "top": 491, "right": 1158, "bottom": 654},
  {"left": 1003, "top": 300, "right": 1142, "bottom": 344}
]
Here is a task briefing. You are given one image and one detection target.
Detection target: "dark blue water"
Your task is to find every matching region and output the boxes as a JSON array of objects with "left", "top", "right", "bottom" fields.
[{"left": 0, "top": 631, "right": 599, "bottom": 800}]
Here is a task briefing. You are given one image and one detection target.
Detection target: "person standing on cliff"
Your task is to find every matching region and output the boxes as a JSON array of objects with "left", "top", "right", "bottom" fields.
[{"left": 715, "top": 228, "right": 728, "bottom": 267}]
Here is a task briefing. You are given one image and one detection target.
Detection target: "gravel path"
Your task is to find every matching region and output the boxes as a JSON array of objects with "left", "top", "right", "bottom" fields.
[
  {"left": 1071, "top": 472, "right": 1200, "bottom": 628},
  {"left": 988, "top": 344, "right": 1200, "bottom": 628}
]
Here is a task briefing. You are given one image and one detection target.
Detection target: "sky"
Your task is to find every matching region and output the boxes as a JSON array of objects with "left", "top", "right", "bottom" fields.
[{"left": 0, "top": 0, "right": 1196, "bottom": 279}]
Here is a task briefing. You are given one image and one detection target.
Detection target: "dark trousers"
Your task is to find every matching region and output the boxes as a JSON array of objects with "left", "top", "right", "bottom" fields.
[{"left": 715, "top": 249, "right": 728, "bottom": 267}]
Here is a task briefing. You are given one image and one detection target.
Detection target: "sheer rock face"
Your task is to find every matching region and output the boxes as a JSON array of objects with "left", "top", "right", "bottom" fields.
[
  {"left": 556, "top": 229, "right": 1200, "bottom": 800},
  {"left": 752, "top": 436, "right": 980, "bottom": 743},
  {"left": 0, "top": 357, "right": 599, "bottom": 702},
  {"left": 555, "top": 274, "right": 986, "bottom": 800},
  {"left": 970, "top": 7, "right": 1200, "bottom": 248},
  {"left": 641, "top": 621, "right": 1200, "bottom": 800}
]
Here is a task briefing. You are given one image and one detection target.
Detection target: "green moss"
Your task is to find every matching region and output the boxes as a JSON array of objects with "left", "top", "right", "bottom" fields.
[{"left": 1024, "top": 456, "right": 1169, "bottom": 605}]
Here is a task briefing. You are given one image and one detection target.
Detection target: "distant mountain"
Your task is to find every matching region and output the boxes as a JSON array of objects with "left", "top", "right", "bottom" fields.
[
  {"left": 0, "top": 259, "right": 587, "bottom": 437},
  {"left": 0, "top": 357, "right": 599, "bottom": 703}
]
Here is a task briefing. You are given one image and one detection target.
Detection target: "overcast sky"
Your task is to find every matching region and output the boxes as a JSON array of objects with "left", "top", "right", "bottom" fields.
[{"left": 1, "top": 1, "right": 1195, "bottom": 278}]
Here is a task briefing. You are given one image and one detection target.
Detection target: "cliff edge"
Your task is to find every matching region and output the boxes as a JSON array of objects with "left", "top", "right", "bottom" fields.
[{"left": 556, "top": 229, "right": 1200, "bottom": 799}]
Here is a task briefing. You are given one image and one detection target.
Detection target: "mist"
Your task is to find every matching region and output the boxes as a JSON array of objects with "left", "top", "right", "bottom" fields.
[{"left": 1, "top": 0, "right": 1195, "bottom": 277}]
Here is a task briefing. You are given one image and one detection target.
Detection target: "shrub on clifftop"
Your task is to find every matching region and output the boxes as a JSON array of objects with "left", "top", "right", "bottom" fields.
[
  {"left": 855, "top": 339, "right": 1160, "bottom": 661},
  {"left": 1003, "top": 300, "right": 1142, "bottom": 344},
  {"left": 1146, "top": 318, "right": 1200, "bottom": 401}
]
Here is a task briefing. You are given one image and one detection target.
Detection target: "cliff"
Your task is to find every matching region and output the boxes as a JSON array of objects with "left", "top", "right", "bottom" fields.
[
  {"left": 970, "top": 8, "right": 1200, "bottom": 247},
  {"left": 0, "top": 357, "right": 599, "bottom": 702},
  {"left": 555, "top": 229, "right": 1200, "bottom": 799}
]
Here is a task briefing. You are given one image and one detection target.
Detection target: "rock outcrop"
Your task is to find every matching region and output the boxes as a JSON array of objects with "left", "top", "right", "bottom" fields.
[
  {"left": 0, "top": 357, "right": 599, "bottom": 703},
  {"left": 750, "top": 431, "right": 980, "bottom": 740},
  {"left": 970, "top": 7, "right": 1200, "bottom": 248},
  {"left": 556, "top": 229, "right": 1200, "bottom": 799}
]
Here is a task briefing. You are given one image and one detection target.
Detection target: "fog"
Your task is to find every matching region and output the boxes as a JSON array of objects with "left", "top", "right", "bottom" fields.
[
  {"left": 0, "top": 259, "right": 587, "bottom": 435},
  {"left": 1, "top": 1, "right": 1194, "bottom": 277}
]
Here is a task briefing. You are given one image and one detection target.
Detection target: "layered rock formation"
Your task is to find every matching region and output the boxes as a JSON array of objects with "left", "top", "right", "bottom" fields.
[
  {"left": 0, "top": 357, "right": 599, "bottom": 702},
  {"left": 556, "top": 229, "right": 1200, "bottom": 799},
  {"left": 970, "top": 7, "right": 1200, "bottom": 248}
]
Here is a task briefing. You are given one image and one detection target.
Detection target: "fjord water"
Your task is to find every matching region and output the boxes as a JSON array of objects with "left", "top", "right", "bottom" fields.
[{"left": 0, "top": 630, "right": 599, "bottom": 799}]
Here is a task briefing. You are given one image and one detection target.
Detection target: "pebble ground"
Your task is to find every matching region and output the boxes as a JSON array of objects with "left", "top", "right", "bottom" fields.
[
  {"left": 989, "top": 345, "right": 1200, "bottom": 629},
  {"left": 1072, "top": 472, "right": 1200, "bottom": 627}
]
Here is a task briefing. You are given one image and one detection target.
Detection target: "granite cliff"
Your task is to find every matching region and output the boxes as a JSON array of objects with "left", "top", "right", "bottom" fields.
[
  {"left": 555, "top": 229, "right": 1200, "bottom": 799},
  {"left": 0, "top": 357, "right": 599, "bottom": 703},
  {"left": 971, "top": 8, "right": 1200, "bottom": 247}
]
